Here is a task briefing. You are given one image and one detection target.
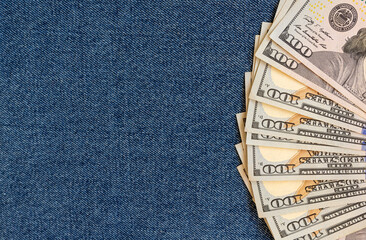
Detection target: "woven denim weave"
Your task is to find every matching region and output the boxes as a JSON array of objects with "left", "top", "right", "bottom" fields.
[{"left": 1, "top": 0, "right": 278, "bottom": 239}]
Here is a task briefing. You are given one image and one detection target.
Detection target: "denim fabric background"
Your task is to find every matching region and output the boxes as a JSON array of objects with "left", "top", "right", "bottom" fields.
[{"left": 1, "top": 0, "right": 278, "bottom": 239}]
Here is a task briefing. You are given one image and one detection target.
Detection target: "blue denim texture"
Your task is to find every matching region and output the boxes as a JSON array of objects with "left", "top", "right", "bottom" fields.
[{"left": 1, "top": 0, "right": 278, "bottom": 239}]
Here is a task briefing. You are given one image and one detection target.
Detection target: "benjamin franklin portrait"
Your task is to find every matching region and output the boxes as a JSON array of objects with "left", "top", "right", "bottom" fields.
[
  {"left": 295, "top": 28, "right": 366, "bottom": 101},
  {"left": 345, "top": 227, "right": 366, "bottom": 240}
]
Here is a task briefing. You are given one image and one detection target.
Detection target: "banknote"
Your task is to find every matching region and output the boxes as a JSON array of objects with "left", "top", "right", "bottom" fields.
[
  {"left": 252, "top": 35, "right": 260, "bottom": 78},
  {"left": 235, "top": 143, "right": 247, "bottom": 167},
  {"left": 244, "top": 72, "right": 251, "bottom": 110},
  {"left": 252, "top": 23, "right": 272, "bottom": 79},
  {"left": 237, "top": 92, "right": 364, "bottom": 181},
  {"left": 247, "top": 143, "right": 366, "bottom": 181},
  {"left": 312, "top": 215, "right": 366, "bottom": 240},
  {"left": 253, "top": 21, "right": 271, "bottom": 79},
  {"left": 236, "top": 102, "right": 366, "bottom": 181},
  {"left": 237, "top": 164, "right": 253, "bottom": 198},
  {"left": 237, "top": 113, "right": 366, "bottom": 239},
  {"left": 271, "top": 0, "right": 366, "bottom": 112},
  {"left": 340, "top": 228, "right": 366, "bottom": 240},
  {"left": 238, "top": 157, "right": 366, "bottom": 240},
  {"left": 236, "top": 112, "right": 247, "bottom": 146},
  {"left": 269, "top": 202, "right": 366, "bottom": 240},
  {"left": 254, "top": 0, "right": 366, "bottom": 120},
  {"left": 238, "top": 71, "right": 250, "bottom": 146},
  {"left": 250, "top": 60, "right": 366, "bottom": 135},
  {"left": 252, "top": 178, "right": 366, "bottom": 218},
  {"left": 246, "top": 99, "right": 366, "bottom": 152},
  {"left": 246, "top": 131, "right": 365, "bottom": 155},
  {"left": 237, "top": 164, "right": 320, "bottom": 240},
  {"left": 273, "top": 0, "right": 288, "bottom": 21},
  {"left": 238, "top": 1, "right": 366, "bottom": 239},
  {"left": 260, "top": 23, "right": 272, "bottom": 43},
  {"left": 238, "top": 72, "right": 362, "bottom": 155}
]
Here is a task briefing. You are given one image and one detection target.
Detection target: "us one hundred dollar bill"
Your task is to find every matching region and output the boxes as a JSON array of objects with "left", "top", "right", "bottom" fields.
[
  {"left": 237, "top": 113, "right": 366, "bottom": 181},
  {"left": 238, "top": 85, "right": 366, "bottom": 155},
  {"left": 267, "top": 201, "right": 366, "bottom": 240},
  {"left": 254, "top": 0, "right": 366, "bottom": 120},
  {"left": 311, "top": 214, "right": 366, "bottom": 240},
  {"left": 238, "top": 110, "right": 363, "bottom": 155},
  {"left": 252, "top": 178, "right": 366, "bottom": 218},
  {"left": 339, "top": 227, "right": 366, "bottom": 240},
  {"left": 245, "top": 99, "right": 366, "bottom": 152},
  {"left": 236, "top": 1, "right": 366, "bottom": 239},
  {"left": 237, "top": 145, "right": 366, "bottom": 240},
  {"left": 271, "top": 0, "right": 366, "bottom": 113},
  {"left": 249, "top": 60, "right": 366, "bottom": 135},
  {"left": 237, "top": 110, "right": 366, "bottom": 182},
  {"left": 237, "top": 70, "right": 366, "bottom": 181},
  {"left": 245, "top": 127, "right": 365, "bottom": 155},
  {"left": 252, "top": 23, "right": 272, "bottom": 78},
  {"left": 247, "top": 144, "right": 366, "bottom": 181},
  {"left": 237, "top": 110, "right": 366, "bottom": 181},
  {"left": 238, "top": 164, "right": 366, "bottom": 240},
  {"left": 237, "top": 2, "right": 366, "bottom": 238}
]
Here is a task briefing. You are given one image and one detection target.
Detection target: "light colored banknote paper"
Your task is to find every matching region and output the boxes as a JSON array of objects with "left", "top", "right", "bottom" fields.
[
  {"left": 238, "top": 72, "right": 250, "bottom": 149},
  {"left": 252, "top": 178, "right": 366, "bottom": 218},
  {"left": 269, "top": 202, "right": 366, "bottom": 240},
  {"left": 266, "top": 196, "right": 366, "bottom": 240},
  {"left": 260, "top": 23, "right": 272, "bottom": 43},
  {"left": 247, "top": 143, "right": 366, "bottom": 181},
  {"left": 250, "top": 60, "right": 366, "bottom": 135},
  {"left": 237, "top": 164, "right": 254, "bottom": 198},
  {"left": 253, "top": 23, "right": 271, "bottom": 80},
  {"left": 238, "top": 165, "right": 366, "bottom": 240},
  {"left": 244, "top": 72, "right": 252, "bottom": 110},
  {"left": 342, "top": 227, "right": 366, "bottom": 240},
  {"left": 239, "top": 70, "right": 366, "bottom": 181},
  {"left": 238, "top": 157, "right": 328, "bottom": 240},
  {"left": 235, "top": 143, "right": 247, "bottom": 167},
  {"left": 271, "top": 0, "right": 366, "bottom": 113},
  {"left": 246, "top": 131, "right": 365, "bottom": 155},
  {"left": 237, "top": 139, "right": 366, "bottom": 239},
  {"left": 274, "top": 0, "right": 288, "bottom": 21},
  {"left": 246, "top": 99, "right": 366, "bottom": 152},
  {"left": 252, "top": 35, "right": 260, "bottom": 79},
  {"left": 237, "top": 112, "right": 366, "bottom": 181},
  {"left": 240, "top": 117, "right": 366, "bottom": 227},
  {"left": 236, "top": 144, "right": 366, "bottom": 240},
  {"left": 255, "top": 0, "right": 366, "bottom": 120},
  {"left": 236, "top": 112, "right": 247, "bottom": 147},
  {"left": 237, "top": 112, "right": 366, "bottom": 239},
  {"left": 293, "top": 215, "right": 366, "bottom": 240},
  {"left": 237, "top": 164, "right": 319, "bottom": 240},
  {"left": 252, "top": 23, "right": 272, "bottom": 79},
  {"left": 318, "top": 216, "right": 366, "bottom": 240}
]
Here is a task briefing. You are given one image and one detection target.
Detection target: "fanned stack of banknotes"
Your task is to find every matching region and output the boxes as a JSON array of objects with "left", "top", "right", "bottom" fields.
[{"left": 235, "top": 0, "right": 366, "bottom": 239}]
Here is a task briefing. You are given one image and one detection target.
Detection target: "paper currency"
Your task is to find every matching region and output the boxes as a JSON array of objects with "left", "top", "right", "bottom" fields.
[
  {"left": 240, "top": 65, "right": 361, "bottom": 159},
  {"left": 238, "top": 161, "right": 366, "bottom": 240},
  {"left": 237, "top": 144, "right": 366, "bottom": 240},
  {"left": 252, "top": 178, "right": 366, "bottom": 218},
  {"left": 248, "top": 144, "right": 366, "bottom": 181},
  {"left": 271, "top": 0, "right": 366, "bottom": 112},
  {"left": 342, "top": 228, "right": 366, "bottom": 240},
  {"left": 235, "top": 0, "right": 366, "bottom": 239},
  {"left": 237, "top": 111, "right": 366, "bottom": 181},
  {"left": 246, "top": 131, "right": 365, "bottom": 154},
  {"left": 249, "top": 60, "right": 366, "bottom": 134},
  {"left": 245, "top": 99, "right": 366, "bottom": 151},
  {"left": 255, "top": 0, "right": 366, "bottom": 120}
]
